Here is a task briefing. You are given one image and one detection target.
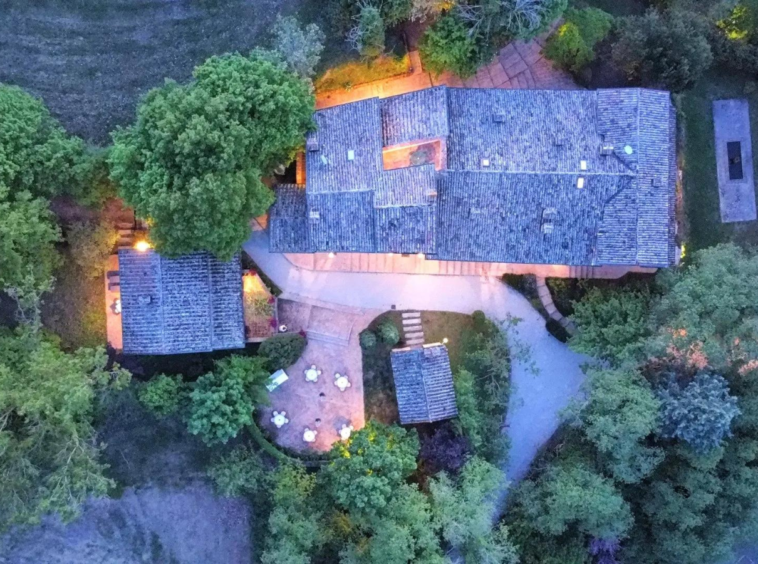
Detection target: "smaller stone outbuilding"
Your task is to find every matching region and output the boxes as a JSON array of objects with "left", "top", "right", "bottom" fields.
[
  {"left": 390, "top": 343, "right": 458, "bottom": 425},
  {"left": 118, "top": 249, "right": 245, "bottom": 355}
]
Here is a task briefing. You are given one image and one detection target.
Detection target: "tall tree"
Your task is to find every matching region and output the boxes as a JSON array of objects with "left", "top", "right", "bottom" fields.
[
  {"left": 187, "top": 355, "right": 269, "bottom": 445},
  {"left": 110, "top": 53, "right": 314, "bottom": 259},
  {"left": 322, "top": 422, "right": 419, "bottom": 520},
  {"left": 649, "top": 243, "right": 758, "bottom": 372},
  {"left": 577, "top": 366, "right": 663, "bottom": 483},
  {"left": 515, "top": 462, "right": 633, "bottom": 540},
  {"left": 0, "top": 330, "right": 130, "bottom": 530},
  {"left": 0, "top": 85, "right": 86, "bottom": 200},
  {"left": 657, "top": 371, "right": 740, "bottom": 452},
  {"left": 612, "top": 9, "right": 713, "bottom": 91}
]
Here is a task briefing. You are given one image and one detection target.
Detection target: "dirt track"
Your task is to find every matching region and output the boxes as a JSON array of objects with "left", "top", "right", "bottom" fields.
[{"left": 0, "top": 482, "right": 252, "bottom": 564}]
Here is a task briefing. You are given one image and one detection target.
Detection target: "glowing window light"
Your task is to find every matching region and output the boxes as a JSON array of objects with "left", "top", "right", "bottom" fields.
[{"left": 134, "top": 240, "right": 151, "bottom": 252}]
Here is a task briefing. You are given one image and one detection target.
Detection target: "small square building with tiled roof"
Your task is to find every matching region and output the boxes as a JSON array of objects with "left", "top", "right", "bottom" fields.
[
  {"left": 118, "top": 249, "right": 245, "bottom": 355},
  {"left": 390, "top": 344, "right": 458, "bottom": 425},
  {"left": 269, "top": 86, "right": 679, "bottom": 270}
]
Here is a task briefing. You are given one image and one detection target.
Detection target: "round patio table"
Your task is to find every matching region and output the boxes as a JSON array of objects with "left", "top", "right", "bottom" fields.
[
  {"left": 271, "top": 411, "right": 289, "bottom": 428},
  {"left": 303, "top": 428, "right": 317, "bottom": 443},
  {"left": 339, "top": 424, "right": 353, "bottom": 441},
  {"left": 334, "top": 374, "right": 351, "bottom": 392},
  {"left": 304, "top": 365, "right": 321, "bottom": 382}
]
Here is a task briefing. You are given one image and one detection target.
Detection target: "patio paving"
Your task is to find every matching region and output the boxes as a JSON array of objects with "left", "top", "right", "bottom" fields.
[
  {"left": 317, "top": 26, "right": 577, "bottom": 110},
  {"left": 259, "top": 298, "right": 379, "bottom": 452}
]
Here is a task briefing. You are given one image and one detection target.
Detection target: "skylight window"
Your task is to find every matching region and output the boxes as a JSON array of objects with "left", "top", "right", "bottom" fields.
[
  {"left": 577, "top": 177, "right": 585, "bottom": 189},
  {"left": 580, "top": 160, "right": 588, "bottom": 170},
  {"left": 347, "top": 149, "right": 355, "bottom": 161}
]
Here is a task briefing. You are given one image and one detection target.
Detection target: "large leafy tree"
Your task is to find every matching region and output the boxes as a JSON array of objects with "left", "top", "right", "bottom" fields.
[
  {"left": 0, "top": 330, "right": 130, "bottom": 530},
  {"left": 110, "top": 53, "right": 314, "bottom": 259},
  {"left": 261, "top": 464, "right": 327, "bottom": 564},
  {"left": 430, "top": 457, "right": 518, "bottom": 562},
  {"left": 649, "top": 243, "right": 758, "bottom": 372},
  {"left": 569, "top": 285, "right": 652, "bottom": 365},
  {"left": 187, "top": 355, "right": 269, "bottom": 445},
  {"left": 322, "top": 421, "right": 419, "bottom": 519},
  {"left": 577, "top": 366, "right": 663, "bottom": 483},
  {"left": 0, "top": 85, "right": 86, "bottom": 200},
  {"left": 0, "top": 186, "right": 61, "bottom": 294},
  {"left": 612, "top": 9, "right": 713, "bottom": 92},
  {"left": 515, "top": 462, "right": 633, "bottom": 541}
]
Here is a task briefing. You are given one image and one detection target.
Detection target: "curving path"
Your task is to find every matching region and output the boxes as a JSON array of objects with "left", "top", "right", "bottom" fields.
[{"left": 244, "top": 227, "right": 589, "bottom": 500}]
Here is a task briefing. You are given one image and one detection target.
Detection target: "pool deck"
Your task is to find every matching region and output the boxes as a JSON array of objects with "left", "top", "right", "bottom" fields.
[{"left": 713, "top": 99, "right": 757, "bottom": 223}]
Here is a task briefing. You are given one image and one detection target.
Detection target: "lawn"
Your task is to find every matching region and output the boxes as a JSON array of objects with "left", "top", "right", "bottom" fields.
[
  {"left": 679, "top": 70, "right": 758, "bottom": 252},
  {"left": 0, "top": 0, "right": 350, "bottom": 144},
  {"left": 361, "top": 310, "right": 474, "bottom": 424}
]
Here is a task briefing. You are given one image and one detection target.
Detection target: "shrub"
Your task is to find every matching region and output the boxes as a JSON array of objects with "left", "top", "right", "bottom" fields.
[
  {"left": 138, "top": 374, "right": 186, "bottom": 417},
  {"left": 259, "top": 333, "right": 307, "bottom": 371},
  {"left": 544, "top": 8, "right": 612, "bottom": 73},
  {"left": 360, "top": 329, "right": 378, "bottom": 350},
  {"left": 207, "top": 445, "right": 263, "bottom": 498},
  {"left": 612, "top": 9, "right": 713, "bottom": 92},
  {"left": 66, "top": 219, "right": 119, "bottom": 279},
  {"left": 420, "top": 13, "right": 482, "bottom": 78},
  {"left": 545, "top": 318, "right": 570, "bottom": 343},
  {"left": 378, "top": 318, "right": 401, "bottom": 345}
]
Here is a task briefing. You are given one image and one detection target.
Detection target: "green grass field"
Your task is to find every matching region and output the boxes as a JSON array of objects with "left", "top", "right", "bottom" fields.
[
  {"left": 680, "top": 71, "right": 758, "bottom": 252},
  {"left": 0, "top": 0, "right": 348, "bottom": 144}
]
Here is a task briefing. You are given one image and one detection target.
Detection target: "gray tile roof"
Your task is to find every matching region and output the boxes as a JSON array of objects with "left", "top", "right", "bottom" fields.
[
  {"left": 269, "top": 185, "right": 310, "bottom": 253},
  {"left": 436, "top": 171, "right": 635, "bottom": 265},
  {"left": 391, "top": 344, "right": 458, "bottom": 425},
  {"left": 270, "top": 87, "right": 677, "bottom": 268},
  {"left": 307, "top": 190, "right": 376, "bottom": 252},
  {"left": 305, "top": 98, "right": 383, "bottom": 194},
  {"left": 381, "top": 86, "right": 449, "bottom": 146},
  {"left": 118, "top": 249, "right": 245, "bottom": 355}
]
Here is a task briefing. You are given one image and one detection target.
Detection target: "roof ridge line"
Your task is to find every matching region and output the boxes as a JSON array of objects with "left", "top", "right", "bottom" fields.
[{"left": 418, "top": 348, "right": 434, "bottom": 424}]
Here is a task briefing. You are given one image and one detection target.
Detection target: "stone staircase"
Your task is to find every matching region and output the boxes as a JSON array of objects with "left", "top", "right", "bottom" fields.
[{"left": 401, "top": 312, "right": 425, "bottom": 347}]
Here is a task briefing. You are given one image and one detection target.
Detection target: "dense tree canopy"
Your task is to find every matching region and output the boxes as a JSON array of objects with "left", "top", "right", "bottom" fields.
[
  {"left": 0, "top": 187, "right": 61, "bottom": 295},
  {"left": 187, "top": 355, "right": 269, "bottom": 445},
  {"left": 0, "top": 85, "right": 86, "bottom": 200},
  {"left": 110, "top": 53, "right": 314, "bottom": 259},
  {"left": 569, "top": 285, "right": 652, "bottom": 364},
  {"left": 0, "top": 329, "right": 130, "bottom": 530},
  {"left": 612, "top": 9, "right": 713, "bottom": 92},
  {"left": 322, "top": 421, "right": 419, "bottom": 519},
  {"left": 657, "top": 371, "right": 740, "bottom": 452},
  {"left": 577, "top": 367, "right": 663, "bottom": 484},
  {"left": 650, "top": 243, "right": 758, "bottom": 372}
]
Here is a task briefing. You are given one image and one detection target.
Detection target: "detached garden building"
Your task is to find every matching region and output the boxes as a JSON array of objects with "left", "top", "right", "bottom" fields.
[
  {"left": 270, "top": 86, "right": 679, "bottom": 277},
  {"left": 391, "top": 343, "right": 458, "bottom": 425}
]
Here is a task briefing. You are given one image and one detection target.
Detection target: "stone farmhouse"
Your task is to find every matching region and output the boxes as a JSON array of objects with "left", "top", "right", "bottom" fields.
[{"left": 269, "top": 86, "right": 679, "bottom": 277}]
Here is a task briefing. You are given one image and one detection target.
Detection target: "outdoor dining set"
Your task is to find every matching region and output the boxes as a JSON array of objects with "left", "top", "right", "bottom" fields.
[{"left": 268, "top": 364, "right": 354, "bottom": 444}]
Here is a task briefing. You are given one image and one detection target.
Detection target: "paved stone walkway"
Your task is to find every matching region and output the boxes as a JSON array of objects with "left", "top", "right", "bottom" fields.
[
  {"left": 536, "top": 277, "right": 577, "bottom": 335},
  {"left": 317, "top": 29, "right": 577, "bottom": 110}
]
